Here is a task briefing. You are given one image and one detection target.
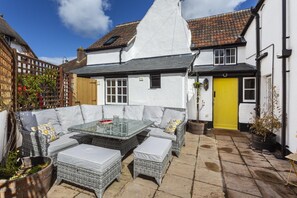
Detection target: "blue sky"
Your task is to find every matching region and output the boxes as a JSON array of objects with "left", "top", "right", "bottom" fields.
[{"left": 0, "top": 0, "right": 257, "bottom": 64}]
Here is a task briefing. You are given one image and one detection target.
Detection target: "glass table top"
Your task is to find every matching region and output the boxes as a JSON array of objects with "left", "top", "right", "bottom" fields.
[{"left": 68, "top": 118, "right": 153, "bottom": 140}]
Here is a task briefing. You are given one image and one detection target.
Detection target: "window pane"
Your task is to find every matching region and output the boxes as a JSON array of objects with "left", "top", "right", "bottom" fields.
[
  {"left": 226, "top": 49, "right": 231, "bottom": 56},
  {"left": 245, "top": 79, "right": 255, "bottom": 88},
  {"left": 245, "top": 90, "right": 255, "bottom": 100},
  {"left": 123, "top": 80, "right": 127, "bottom": 86},
  {"left": 220, "top": 57, "right": 224, "bottom": 64},
  {"left": 112, "top": 96, "right": 116, "bottom": 102},
  {"left": 123, "top": 96, "right": 127, "bottom": 103},
  {"left": 118, "top": 96, "right": 122, "bottom": 103},
  {"left": 226, "top": 56, "right": 231, "bottom": 64},
  {"left": 231, "top": 48, "right": 236, "bottom": 56},
  {"left": 150, "top": 74, "right": 161, "bottom": 88},
  {"left": 107, "top": 88, "right": 111, "bottom": 94},
  {"left": 107, "top": 96, "right": 111, "bottom": 102},
  {"left": 112, "top": 88, "right": 116, "bottom": 94},
  {"left": 219, "top": 49, "right": 224, "bottom": 56},
  {"left": 118, "top": 80, "right": 121, "bottom": 86},
  {"left": 118, "top": 88, "right": 122, "bottom": 94},
  {"left": 214, "top": 50, "right": 219, "bottom": 56},
  {"left": 107, "top": 80, "right": 110, "bottom": 86},
  {"left": 123, "top": 87, "right": 127, "bottom": 94},
  {"left": 231, "top": 56, "right": 236, "bottom": 63},
  {"left": 112, "top": 80, "right": 115, "bottom": 86},
  {"left": 215, "top": 57, "right": 219, "bottom": 64}
]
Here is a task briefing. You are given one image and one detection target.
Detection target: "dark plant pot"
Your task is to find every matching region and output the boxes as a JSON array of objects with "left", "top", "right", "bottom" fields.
[
  {"left": 188, "top": 121, "right": 205, "bottom": 135},
  {"left": 0, "top": 156, "right": 53, "bottom": 198},
  {"left": 251, "top": 133, "right": 277, "bottom": 152}
]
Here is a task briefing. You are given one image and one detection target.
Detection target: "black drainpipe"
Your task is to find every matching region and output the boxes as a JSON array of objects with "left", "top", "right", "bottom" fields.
[
  {"left": 119, "top": 47, "right": 124, "bottom": 64},
  {"left": 251, "top": 8, "right": 261, "bottom": 117}
]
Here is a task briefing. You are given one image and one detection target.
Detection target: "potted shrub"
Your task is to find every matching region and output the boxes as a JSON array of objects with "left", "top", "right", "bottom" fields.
[
  {"left": 250, "top": 87, "right": 281, "bottom": 152},
  {"left": 188, "top": 81, "right": 206, "bottom": 135},
  {"left": 0, "top": 151, "right": 53, "bottom": 197}
]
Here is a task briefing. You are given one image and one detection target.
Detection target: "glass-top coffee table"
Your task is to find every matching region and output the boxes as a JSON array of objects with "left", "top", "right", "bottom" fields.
[{"left": 68, "top": 119, "right": 153, "bottom": 156}]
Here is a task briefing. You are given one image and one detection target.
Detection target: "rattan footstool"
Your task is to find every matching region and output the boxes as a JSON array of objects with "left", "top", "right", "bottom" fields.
[
  {"left": 56, "top": 144, "right": 121, "bottom": 198},
  {"left": 133, "top": 136, "right": 172, "bottom": 185}
]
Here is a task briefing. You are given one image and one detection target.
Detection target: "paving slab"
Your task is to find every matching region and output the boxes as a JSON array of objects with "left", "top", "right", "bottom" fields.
[
  {"left": 227, "top": 189, "right": 260, "bottom": 198},
  {"left": 198, "top": 148, "right": 219, "bottom": 158},
  {"left": 221, "top": 161, "right": 252, "bottom": 177},
  {"left": 234, "top": 142, "right": 250, "bottom": 149},
  {"left": 103, "top": 179, "right": 129, "bottom": 198},
  {"left": 278, "top": 171, "right": 297, "bottom": 185},
  {"left": 154, "top": 190, "right": 181, "bottom": 198},
  {"left": 133, "top": 176, "right": 159, "bottom": 190},
  {"left": 215, "top": 135, "right": 233, "bottom": 141},
  {"left": 232, "top": 136, "right": 250, "bottom": 143},
  {"left": 223, "top": 172, "right": 262, "bottom": 197},
  {"left": 248, "top": 166, "right": 284, "bottom": 184},
  {"left": 242, "top": 155, "right": 273, "bottom": 168},
  {"left": 268, "top": 159, "right": 291, "bottom": 172},
  {"left": 196, "top": 157, "right": 220, "bottom": 170},
  {"left": 180, "top": 144, "right": 198, "bottom": 156},
  {"left": 192, "top": 181, "right": 225, "bottom": 198},
  {"left": 47, "top": 185, "right": 80, "bottom": 198},
  {"left": 167, "top": 161, "right": 195, "bottom": 180},
  {"left": 199, "top": 143, "right": 217, "bottom": 151},
  {"left": 158, "top": 174, "right": 192, "bottom": 198},
  {"left": 218, "top": 145, "right": 240, "bottom": 155},
  {"left": 172, "top": 153, "right": 196, "bottom": 166},
  {"left": 116, "top": 182, "right": 156, "bottom": 198},
  {"left": 185, "top": 132, "right": 200, "bottom": 143},
  {"left": 76, "top": 193, "right": 95, "bottom": 198},
  {"left": 195, "top": 167, "right": 223, "bottom": 187},
  {"left": 256, "top": 179, "right": 297, "bottom": 198},
  {"left": 219, "top": 152, "right": 245, "bottom": 164},
  {"left": 238, "top": 147, "right": 264, "bottom": 158}
]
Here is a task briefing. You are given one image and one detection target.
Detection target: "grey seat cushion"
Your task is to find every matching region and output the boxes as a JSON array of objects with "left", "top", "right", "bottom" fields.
[
  {"left": 134, "top": 137, "right": 172, "bottom": 162},
  {"left": 19, "top": 109, "right": 63, "bottom": 134},
  {"left": 159, "top": 109, "right": 186, "bottom": 129},
  {"left": 148, "top": 127, "right": 176, "bottom": 141},
  {"left": 47, "top": 132, "right": 82, "bottom": 156},
  {"left": 124, "top": 106, "right": 144, "bottom": 120},
  {"left": 81, "top": 105, "right": 103, "bottom": 123},
  {"left": 57, "top": 144, "right": 121, "bottom": 173},
  {"left": 55, "top": 106, "right": 84, "bottom": 133},
  {"left": 103, "top": 105, "right": 124, "bottom": 119},
  {"left": 143, "top": 106, "right": 164, "bottom": 127}
]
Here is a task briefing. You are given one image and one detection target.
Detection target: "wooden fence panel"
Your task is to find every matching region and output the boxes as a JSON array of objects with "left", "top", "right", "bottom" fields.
[{"left": 0, "top": 38, "right": 13, "bottom": 107}]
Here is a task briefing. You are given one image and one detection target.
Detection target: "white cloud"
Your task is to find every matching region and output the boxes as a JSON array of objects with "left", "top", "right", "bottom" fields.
[
  {"left": 181, "top": 0, "right": 247, "bottom": 19},
  {"left": 39, "top": 56, "right": 76, "bottom": 65},
  {"left": 56, "top": 0, "right": 112, "bottom": 38}
]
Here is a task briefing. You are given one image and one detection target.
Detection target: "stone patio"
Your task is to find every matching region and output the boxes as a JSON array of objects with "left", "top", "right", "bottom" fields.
[{"left": 47, "top": 130, "right": 297, "bottom": 198}]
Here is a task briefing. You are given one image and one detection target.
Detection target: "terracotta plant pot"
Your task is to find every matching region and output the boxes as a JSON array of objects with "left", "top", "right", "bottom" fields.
[
  {"left": 0, "top": 156, "right": 53, "bottom": 198},
  {"left": 251, "top": 133, "right": 277, "bottom": 152},
  {"left": 188, "top": 121, "right": 205, "bottom": 135}
]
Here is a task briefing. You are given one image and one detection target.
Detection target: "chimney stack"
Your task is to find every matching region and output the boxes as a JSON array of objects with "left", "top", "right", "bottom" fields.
[{"left": 77, "top": 47, "right": 85, "bottom": 62}]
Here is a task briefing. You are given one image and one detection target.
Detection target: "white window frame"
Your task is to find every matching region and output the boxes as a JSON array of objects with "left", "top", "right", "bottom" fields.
[
  {"left": 225, "top": 48, "right": 236, "bottom": 65},
  {"left": 214, "top": 48, "right": 237, "bottom": 65},
  {"left": 105, "top": 78, "right": 128, "bottom": 105},
  {"left": 243, "top": 77, "right": 256, "bottom": 102},
  {"left": 214, "top": 49, "right": 225, "bottom": 65}
]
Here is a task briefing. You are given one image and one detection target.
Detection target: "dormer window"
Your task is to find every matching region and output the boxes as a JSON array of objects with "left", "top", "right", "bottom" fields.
[
  {"left": 103, "top": 36, "right": 120, "bottom": 46},
  {"left": 214, "top": 48, "right": 236, "bottom": 65},
  {"left": 3, "top": 35, "right": 11, "bottom": 45}
]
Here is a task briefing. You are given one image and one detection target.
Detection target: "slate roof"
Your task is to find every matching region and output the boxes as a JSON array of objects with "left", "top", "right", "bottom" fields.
[
  {"left": 193, "top": 63, "right": 256, "bottom": 74},
  {"left": 86, "top": 9, "right": 251, "bottom": 52},
  {"left": 61, "top": 57, "right": 87, "bottom": 73},
  {"left": 71, "top": 54, "right": 194, "bottom": 77}
]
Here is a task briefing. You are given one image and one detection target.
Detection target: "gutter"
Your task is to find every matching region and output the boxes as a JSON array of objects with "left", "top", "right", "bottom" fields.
[
  {"left": 277, "top": 0, "right": 292, "bottom": 158},
  {"left": 119, "top": 47, "right": 124, "bottom": 64},
  {"left": 251, "top": 7, "right": 261, "bottom": 117}
]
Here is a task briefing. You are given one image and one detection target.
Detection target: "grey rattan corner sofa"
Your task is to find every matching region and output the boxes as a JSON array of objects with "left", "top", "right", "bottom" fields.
[{"left": 17, "top": 105, "right": 187, "bottom": 163}]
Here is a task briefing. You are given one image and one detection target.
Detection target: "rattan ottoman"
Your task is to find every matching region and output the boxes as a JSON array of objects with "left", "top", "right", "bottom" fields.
[
  {"left": 56, "top": 144, "right": 121, "bottom": 198},
  {"left": 133, "top": 136, "right": 172, "bottom": 185}
]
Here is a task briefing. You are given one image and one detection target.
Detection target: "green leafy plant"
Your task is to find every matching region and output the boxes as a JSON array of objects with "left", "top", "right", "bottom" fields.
[
  {"left": 17, "top": 69, "right": 58, "bottom": 109},
  {"left": 250, "top": 86, "right": 282, "bottom": 139},
  {"left": 0, "top": 150, "right": 21, "bottom": 179}
]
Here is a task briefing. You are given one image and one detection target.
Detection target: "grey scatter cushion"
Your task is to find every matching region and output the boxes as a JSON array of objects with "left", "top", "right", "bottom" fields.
[
  {"left": 33, "top": 109, "right": 63, "bottom": 135},
  {"left": 160, "top": 109, "right": 185, "bottom": 129},
  {"left": 55, "top": 106, "right": 84, "bottom": 133},
  {"left": 103, "top": 105, "right": 124, "bottom": 119},
  {"left": 19, "top": 111, "right": 38, "bottom": 131},
  {"left": 143, "top": 106, "right": 164, "bottom": 127},
  {"left": 124, "top": 106, "right": 144, "bottom": 120},
  {"left": 81, "top": 105, "right": 103, "bottom": 123}
]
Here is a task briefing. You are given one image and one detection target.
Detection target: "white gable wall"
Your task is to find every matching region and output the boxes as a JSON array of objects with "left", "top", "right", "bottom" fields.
[{"left": 132, "top": 0, "right": 191, "bottom": 59}]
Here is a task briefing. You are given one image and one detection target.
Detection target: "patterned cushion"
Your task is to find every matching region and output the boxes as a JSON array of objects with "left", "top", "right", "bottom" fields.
[
  {"left": 164, "top": 120, "right": 182, "bottom": 134},
  {"left": 31, "top": 123, "right": 58, "bottom": 142}
]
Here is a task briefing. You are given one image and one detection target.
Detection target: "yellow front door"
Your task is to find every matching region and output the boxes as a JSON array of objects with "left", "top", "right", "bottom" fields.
[{"left": 214, "top": 78, "right": 238, "bottom": 130}]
